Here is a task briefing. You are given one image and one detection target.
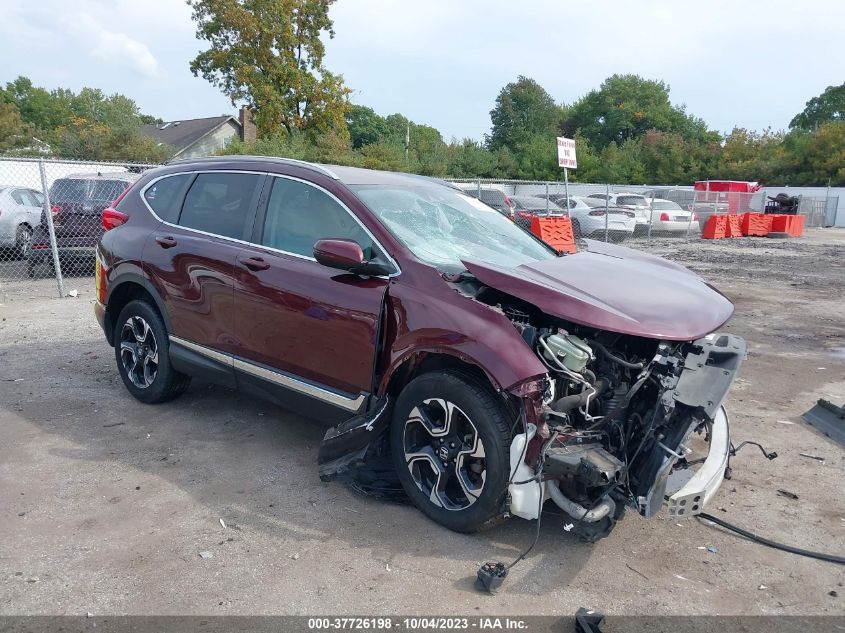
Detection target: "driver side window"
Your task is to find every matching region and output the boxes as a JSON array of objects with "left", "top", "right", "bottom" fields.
[{"left": 262, "top": 178, "right": 374, "bottom": 259}]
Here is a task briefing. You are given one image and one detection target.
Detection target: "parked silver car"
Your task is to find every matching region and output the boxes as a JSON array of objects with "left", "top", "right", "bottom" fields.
[
  {"left": 543, "top": 194, "right": 636, "bottom": 241},
  {"left": 0, "top": 186, "right": 44, "bottom": 259}
]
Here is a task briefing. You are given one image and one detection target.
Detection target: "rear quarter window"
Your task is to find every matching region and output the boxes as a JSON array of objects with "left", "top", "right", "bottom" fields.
[{"left": 143, "top": 174, "right": 193, "bottom": 223}]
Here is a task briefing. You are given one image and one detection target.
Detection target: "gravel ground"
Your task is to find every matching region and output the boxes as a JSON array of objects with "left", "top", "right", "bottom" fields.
[{"left": 0, "top": 229, "right": 843, "bottom": 616}]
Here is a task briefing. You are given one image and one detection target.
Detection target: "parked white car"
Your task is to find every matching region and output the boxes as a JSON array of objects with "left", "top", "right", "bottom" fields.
[
  {"left": 646, "top": 199, "right": 700, "bottom": 235},
  {"left": 0, "top": 186, "right": 44, "bottom": 259},
  {"left": 572, "top": 197, "right": 637, "bottom": 241},
  {"left": 586, "top": 192, "right": 652, "bottom": 234}
]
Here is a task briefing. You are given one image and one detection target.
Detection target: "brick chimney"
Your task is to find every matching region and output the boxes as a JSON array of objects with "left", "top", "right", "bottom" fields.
[{"left": 239, "top": 106, "right": 256, "bottom": 142}]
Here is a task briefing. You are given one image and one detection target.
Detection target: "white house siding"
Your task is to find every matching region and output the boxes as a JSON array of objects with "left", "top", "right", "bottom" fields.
[{"left": 175, "top": 121, "right": 240, "bottom": 159}]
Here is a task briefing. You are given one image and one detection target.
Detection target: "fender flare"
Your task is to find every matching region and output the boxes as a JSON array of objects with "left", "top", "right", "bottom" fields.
[{"left": 104, "top": 271, "right": 173, "bottom": 343}]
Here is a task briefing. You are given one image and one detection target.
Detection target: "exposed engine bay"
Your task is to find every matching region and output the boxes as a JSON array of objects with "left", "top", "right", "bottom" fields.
[
  {"left": 317, "top": 265, "right": 745, "bottom": 544},
  {"left": 494, "top": 292, "right": 745, "bottom": 542}
]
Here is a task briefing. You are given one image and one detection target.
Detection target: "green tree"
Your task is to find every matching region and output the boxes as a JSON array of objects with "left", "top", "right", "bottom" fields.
[
  {"left": 346, "top": 104, "right": 389, "bottom": 148},
  {"left": 488, "top": 76, "right": 562, "bottom": 153},
  {"left": 0, "top": 102, "right": 35, "bottom": 152},
  {"left": 789, "top": 82, "right": 845, "bottom": 131},
  {"left": 188, "top": 0, "right": 351, "bottom": 139},
  {"left": 564, "top": 74, "right": 715, "bottom": 150}
]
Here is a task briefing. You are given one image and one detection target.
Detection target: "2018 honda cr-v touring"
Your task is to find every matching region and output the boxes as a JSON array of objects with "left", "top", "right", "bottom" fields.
[{"left": 95, "top": 156, "right": 741, "bottom": 541}]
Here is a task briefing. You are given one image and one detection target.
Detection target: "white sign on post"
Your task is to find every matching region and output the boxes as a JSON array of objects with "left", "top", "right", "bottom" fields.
[{"left": 556, "top": 137, "right": 577, "bottom": 169}]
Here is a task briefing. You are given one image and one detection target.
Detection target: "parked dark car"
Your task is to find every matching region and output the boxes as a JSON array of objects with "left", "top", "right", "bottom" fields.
[
  {"left": 458, "top": 185, "right": 516, "bottom": 219},
  {"left": 94, "top": 156, "right": 740, "bottom": 542},
  {"left": 29, "top": 172, "right": 138, "bottom": 276},
  {"left": 510, "top": 195, "right": 567, "bottom": 229}
]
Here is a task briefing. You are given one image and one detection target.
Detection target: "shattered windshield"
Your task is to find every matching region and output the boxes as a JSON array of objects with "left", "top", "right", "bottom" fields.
[{"left": 351, "top": 184, "right": 557, "bottom": 270}]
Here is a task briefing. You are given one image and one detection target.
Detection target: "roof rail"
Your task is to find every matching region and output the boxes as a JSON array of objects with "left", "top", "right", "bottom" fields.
[{"left": 166, "top": 155, "right": 339, "bottom": 179}]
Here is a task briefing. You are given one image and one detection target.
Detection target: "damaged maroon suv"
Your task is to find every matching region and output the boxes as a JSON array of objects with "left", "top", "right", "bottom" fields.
[{"left": 95, "top": 156, "right": 742, "bottom": 540}]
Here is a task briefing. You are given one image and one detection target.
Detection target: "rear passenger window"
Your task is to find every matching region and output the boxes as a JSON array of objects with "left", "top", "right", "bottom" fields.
[
  {"left": 262, "top": 178, "right": 374, "bottom": 259},
  {"left": 180, "top": 173, "right": 260, "bottom": 240},
  {"left": 143, "top": 174, "right": 192, "bottom": 223}
]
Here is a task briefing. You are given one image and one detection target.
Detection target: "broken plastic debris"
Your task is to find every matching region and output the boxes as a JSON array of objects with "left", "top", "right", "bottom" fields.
[
  {"left": 563, "top": 523, "right": 574, "bottom": 532},
  {"left": 66, "top": 289, "right": 78, "bottom": 297},
  {"left": 758, "top": 585, "right": 767, "bottom": 590},
  {"left": 199, "top": 551, "right": 213, "bottom": 559},
  {"left": 385, "top": 563, "right": 390, "bottom": 571},
  {"left": 219, "top": 518, "right": 227, "bottom": 529},
  {"left": 707, "top": 546, "right": 718, "bottom": 554},
  {"left": 290, "top": 553, "right": 300, "bottom": 560}
]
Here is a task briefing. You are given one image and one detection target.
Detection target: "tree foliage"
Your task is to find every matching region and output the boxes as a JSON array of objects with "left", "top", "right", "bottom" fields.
[
  {"left": 488, "top": 76, "right": 562, "bottom": 152},
  {"left": 0, "top": 76, "right": 168, "bottom": 161},
  {"left": 789, "top": 82, "right": 845, "bottom": 131},
  {"left": 188, "top": 0, "right": 351, "bottom": 139},
  {"left": 563, "top": 74, "right": 715, "bottom": 150}
]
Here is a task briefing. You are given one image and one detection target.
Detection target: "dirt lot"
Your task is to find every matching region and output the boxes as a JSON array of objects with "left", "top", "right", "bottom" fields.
[{"left": 1, "top": 230, "right": 843, "bottom": 616}]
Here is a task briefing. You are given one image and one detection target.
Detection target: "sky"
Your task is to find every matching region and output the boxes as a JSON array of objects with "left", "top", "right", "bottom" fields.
[{"left": 2, "top": 0, "right": 844, "bottom": 141}]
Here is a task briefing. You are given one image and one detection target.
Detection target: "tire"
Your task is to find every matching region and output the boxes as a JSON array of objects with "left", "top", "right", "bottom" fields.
[
  {"left": 390, "top": 370, "right": 513, "bottom": 533},
  {"left": 114, "top": 299, "right": 191, "bottom": 404},
  {"left": 15, "top": 225, "right": 32, "bottom": 261}
]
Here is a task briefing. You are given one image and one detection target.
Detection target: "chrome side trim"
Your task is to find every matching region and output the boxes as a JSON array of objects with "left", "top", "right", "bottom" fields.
[
  {"left": 169, "top": 335, "right": 233, "bottom": 367},
  {"left": 168, "top": 335, "right": 366, "bottom": 413},
  {"left": 233, "top": 358, "right": 366, "bottom": 413}
]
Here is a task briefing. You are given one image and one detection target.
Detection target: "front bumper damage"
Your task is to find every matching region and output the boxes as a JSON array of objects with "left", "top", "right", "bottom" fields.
[{"left": 667, "top": 406, "right": 731, "bottom": 518}]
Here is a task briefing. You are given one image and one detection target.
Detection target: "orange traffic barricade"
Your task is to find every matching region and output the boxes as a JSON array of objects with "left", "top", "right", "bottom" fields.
[
  {"left": 725, "top": 214, "right": 743, "bottom": 238},
  {"left": 702, "top": 215, "right": 727, "bottom": 239},
  {"left": 530, "top": 216, "right": 576, "bottom": 254},
  {"left": 769, "top": 214, "right": 804, "bottom": 236},
  {"left": 740, "top": 213, "right": 772, "bottom": 237}
]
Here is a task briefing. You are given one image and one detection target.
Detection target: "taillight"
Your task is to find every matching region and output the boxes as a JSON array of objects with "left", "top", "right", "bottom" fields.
[
  {"left": 659, "top": 212, "right": 671, "bottom": 221},
  {"left": 692, "top": 212, "right": 699, "bottom": 220},
  {"left": 505, "top": 195, "right": 514, "bottom": 208},
  {"left": 50, "top": 204, "right": 60, "bottom": 216},
  {"left": 588, "top": 210, "right": 606, "bottom": 216},
  {"left": 102, "top": 208, "right": 129, "bottom": 230}
]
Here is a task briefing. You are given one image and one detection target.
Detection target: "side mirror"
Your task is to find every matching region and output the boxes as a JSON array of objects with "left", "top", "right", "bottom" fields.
[
  {"left": 313, "top": 239, "right": 395, "bottom": 277},
  {"left": 313, "top": 239, "right": 365, "bottom": 271}
]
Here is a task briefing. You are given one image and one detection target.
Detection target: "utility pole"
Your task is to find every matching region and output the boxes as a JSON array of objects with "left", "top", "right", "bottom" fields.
[{"left": 405, "top": 123, "right": 410, "bottom": 162}]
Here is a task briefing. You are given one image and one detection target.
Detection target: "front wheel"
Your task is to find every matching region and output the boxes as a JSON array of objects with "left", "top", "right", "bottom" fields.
[
  {"left": 114, "top": 300, "right": 191, "bottom": 404},
  {"left": 390, "top": 370, "right": 513, "bottom": 533}
]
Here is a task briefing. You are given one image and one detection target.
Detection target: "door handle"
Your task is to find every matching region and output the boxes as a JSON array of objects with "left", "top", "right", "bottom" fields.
[
  {"left": 237, "top": 255, "right": 270, "bottom": 271},
  {"left": 155, "top": 235, "right": 177, "bottom": 249}
]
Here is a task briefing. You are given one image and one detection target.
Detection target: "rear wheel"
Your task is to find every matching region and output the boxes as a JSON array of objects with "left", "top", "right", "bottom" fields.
[
  {"left": 114, "top": 300, "right": 191, "bottom": 404},
  {"left": 15, "top": 225, "right": 32, "bottom": 260},
  {"left": 390, "top": 370, "right": 513, "bottom": 533}
]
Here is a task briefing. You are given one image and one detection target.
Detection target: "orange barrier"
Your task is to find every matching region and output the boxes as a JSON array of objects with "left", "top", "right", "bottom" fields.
[
  {"left": 530, "top": 216, "right": 576, "bottom": 253},
  {"left": 740, "top": 212, "right": 772, "bottom": 237},
  {"left": 702, "top": 215, "right": 727, "bottom": 239},
  {"left": 769, "top": 214, "right": 805, "bottom": 237},
  {"left": 725, "top": 214, "right": 743, "bottom": 238}
]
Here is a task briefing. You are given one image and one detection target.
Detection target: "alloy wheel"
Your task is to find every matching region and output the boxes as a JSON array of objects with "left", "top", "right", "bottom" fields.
[
  {"left": 119, "top": 316, "right": 159, "bottom": 389},
  {"left": 402, "top": 398, "right": 487, "bottom": 510},
  {"left": 17, "top": 226, "right": 32, "bottom": 259}
]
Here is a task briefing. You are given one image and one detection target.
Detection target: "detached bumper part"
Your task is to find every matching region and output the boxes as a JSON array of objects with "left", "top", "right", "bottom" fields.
[{"left": 667, "top": 406, "right": 731, "bottom": 518}]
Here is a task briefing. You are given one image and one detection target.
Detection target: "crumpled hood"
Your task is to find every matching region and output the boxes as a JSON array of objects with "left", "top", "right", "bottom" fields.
[{"left": 463, "top": 239, "right": 734, "bottom": 341}]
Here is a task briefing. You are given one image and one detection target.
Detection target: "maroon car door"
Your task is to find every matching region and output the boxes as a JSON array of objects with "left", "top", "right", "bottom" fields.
[
  {"left": 143, "top": 171, "right": 264, "bottom": 360},
  {"left": 232, "top": 175, "right": 391, "bottom": 405}
]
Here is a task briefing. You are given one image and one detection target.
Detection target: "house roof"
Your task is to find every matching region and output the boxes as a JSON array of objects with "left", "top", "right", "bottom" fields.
[{"left": 141, "top": 116, "right": 240, "bottom": 155}]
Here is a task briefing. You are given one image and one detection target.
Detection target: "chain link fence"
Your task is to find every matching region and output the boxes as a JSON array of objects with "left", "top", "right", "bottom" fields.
[
  {"left": 0, "top": 157, "right": 157, "bottom": 299},
  {"left": 447, "top": 178, "right": 837, "bottom": 247},
  {"left": 0, "top": 156, "right": 838, "bottom": 300}
]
